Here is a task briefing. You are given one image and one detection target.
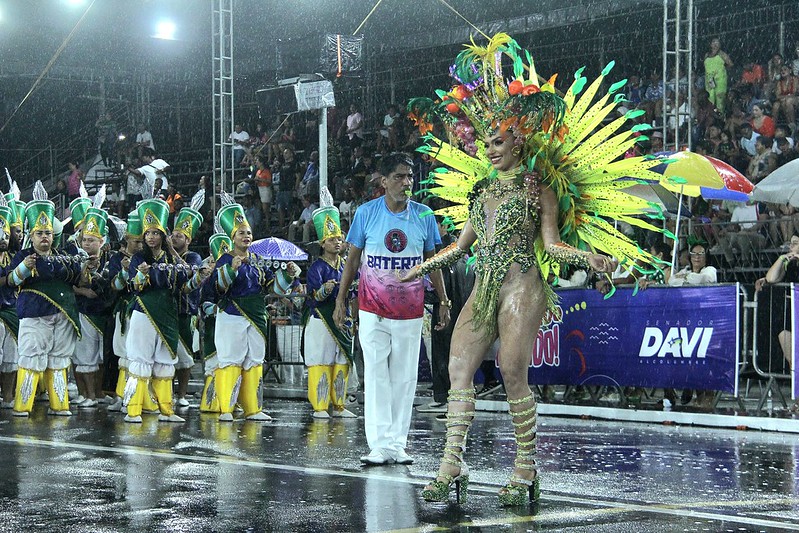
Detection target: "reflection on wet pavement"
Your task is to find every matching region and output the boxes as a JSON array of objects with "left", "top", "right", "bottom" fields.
[{"left": 1, "top": 400, "right": 798, "bottom": 531}]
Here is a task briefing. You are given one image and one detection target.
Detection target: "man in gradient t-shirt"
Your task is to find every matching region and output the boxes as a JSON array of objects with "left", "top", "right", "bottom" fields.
[{"left": 334, "top": 153, "right": 451, "bottom": 465}]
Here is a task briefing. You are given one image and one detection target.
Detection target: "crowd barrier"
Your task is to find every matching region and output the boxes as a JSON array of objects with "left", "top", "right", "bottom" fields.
[{"left": 251, "top": 283, "right": 796, "bottom": 413}]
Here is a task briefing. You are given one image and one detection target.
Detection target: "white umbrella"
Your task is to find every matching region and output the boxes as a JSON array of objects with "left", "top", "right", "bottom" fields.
[{"left": 752, "top": 159, "right": 799, "bottom": 206}]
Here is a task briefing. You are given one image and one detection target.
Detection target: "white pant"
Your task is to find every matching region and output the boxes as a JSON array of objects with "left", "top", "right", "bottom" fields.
[
  {"left": 72, "top": 314, "right": 103, "bottom": 373},
  {"left": 125, "top": 310, "right": 175, "bottom": 379},
  {"left": 0, "top": 319, "right": 18, "bottom": 373},
  {"left": 175, "top": 337, "right": 195, "bottom": 370},
  {"left": 359, "top": 310, "right": 423, "bottom": 453},
  {"left": 303, "top": 316, "right": 348, "bottom": 367},
  {"left": 18, "top": 314, "right": 76, "bottom": 372},
  {"left": 215, "top": 311, "right": 265, "bottom": 371}
]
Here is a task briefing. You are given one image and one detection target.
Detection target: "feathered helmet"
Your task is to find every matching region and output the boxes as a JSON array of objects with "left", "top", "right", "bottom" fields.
[
  {"left": 407, "top": 33, "right": 568, "bottom": 158},
  {"left": 25, "top": 181, "right": 55, "bottom": 233}
]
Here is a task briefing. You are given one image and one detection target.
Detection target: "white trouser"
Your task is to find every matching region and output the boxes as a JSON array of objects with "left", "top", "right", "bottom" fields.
[
  {"left": 204, "top": 355, "right": 218, "bottom": 377},
  {"left": 175, "top": 336, "right": 195, "bottom": 370},
  {"left": 72, "top": 313, "right": 103, "bottom": 373},
  {"left": 0, "top": 319, "right": 18, "bottom": 373},
  {"left": 358, "top": 310, "right": 423, "bottom": 453},
  {"left": 125, "top": 310, "right": 175, "bottom": 379},
  {"left": 215, "top": 311, "right": 265, "bottom": 371},
  {"left": 303, "top": 316, "right": 348, "bottom": 367},
  {"left": 113, "top": 313, "right": 128, "bottom": 371},
  {"left": 18, "top": 314, "right": 76, "bottom": 372}
]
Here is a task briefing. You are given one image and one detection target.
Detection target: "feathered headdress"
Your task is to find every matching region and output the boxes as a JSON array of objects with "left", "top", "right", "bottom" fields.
[{"left": 408, "top": 32, "right": 567, "bottom": 157}]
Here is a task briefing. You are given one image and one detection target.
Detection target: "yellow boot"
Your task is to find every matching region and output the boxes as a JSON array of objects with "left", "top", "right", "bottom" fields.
[
  {"left": 45, "top": 368, "right": 71, "bottom": 414},
  {"left": 200, "top": 375, "right": 220, "bottom": 413},
  {"left": 307, "top": 365, "right": 333, "bottom": 418},
  {"left": 151, "top": 377, "right": 184, "bottom": 422},
  {"left": 123, "top": 375, "right": 148, "bottom": 422},
  {"left": 12, "top": 368, "right": 41, "bottom": 416},
  {"left": 214, "top": 365, "right": 242, "bottom": 421},
  {"left": 115, "top": 368, "right": 127, "bottom": 399},
  {"left": 330, "top": 364, "right": 356, "bottom": 418},
  {"left": 240, "top": 365, "right": 270, "bottom": 421},
  {"left": 143, "top": 382, "right": 159, "bottom": 413}
]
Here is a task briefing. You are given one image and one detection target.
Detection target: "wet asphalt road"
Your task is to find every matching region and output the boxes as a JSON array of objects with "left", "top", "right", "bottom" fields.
[{"left": 0, "top": 400, "right": 798, "bottom": 532}]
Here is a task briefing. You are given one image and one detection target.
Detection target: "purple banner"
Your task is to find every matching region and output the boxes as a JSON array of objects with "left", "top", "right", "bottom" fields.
[
  {"left": 496, "top": 285, "right": 740, "bottom": 393},
  {"left": 793, "top": 286, "right": 798, "bottom": 401}
]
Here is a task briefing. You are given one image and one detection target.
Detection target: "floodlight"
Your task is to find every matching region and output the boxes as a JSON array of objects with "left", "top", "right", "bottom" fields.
[{"left": 154, "top": 19, "right": 176, "bottom": 40}]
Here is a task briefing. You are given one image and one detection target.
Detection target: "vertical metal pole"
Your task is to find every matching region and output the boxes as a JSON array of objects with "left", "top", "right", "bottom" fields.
[
  {"left": 211, "top": 2, "right": 217, "bottom": 213},
  {"left": 779, "top": 6, "right": 785, "bottom": 57},
  {"left": 662, "top": 0, "right": 668, "bottom": 144},
  {"left": 389, "top": 68, "right": 395, "bottom": 105},
  {"left": 319, "top": 107, "right": 328, "bottom": 201},
  {"left": 687, "top": 0, "right": 694, "bottom": 152},
  {"left": 674, "top": 0, "right": 681, "bottom": 151}
]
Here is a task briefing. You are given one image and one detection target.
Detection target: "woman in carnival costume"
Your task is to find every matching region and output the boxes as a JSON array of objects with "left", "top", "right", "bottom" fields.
[
  {"left": 106, "top": 212, "right": 146, "bottom": 412},
  {"left": 10, "top": 182, "right": 99, "bottom": 417},
  {"left": 211, "top": 193, "right": 301, "bottom": 422},
  {"left": 198, "top": 230, "right": 232, "bottom": 413},
  {"left": 403, "top": 33, "right": 698, "bottom": 505},
  {"left": 123, "top": 197, "right": 211, "bottom": 423},
  {"left": 0, "top": 197, "right": 19, "bottom": 409},
  {"left": 304, "top": 188, "right": 357, "bottom": 419},
  {"left": 71, "top": 189, "right": 112, "bottom": 408}
]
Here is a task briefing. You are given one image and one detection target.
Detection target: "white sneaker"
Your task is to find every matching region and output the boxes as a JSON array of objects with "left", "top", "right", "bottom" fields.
[
  {"left": 107, "top": 398, "right": 123, "bottom": 412},
  {"left": 97, "top": 395, "right": 115, "bottom": 405},
  {"left": 124, "top": 414, "right": 142, "bottom": 423},
  {"left": 67, "top": 382, "right": 78, "bottom": 395},
  {"left": 47, "top": 408, "right": 72, "bottom": 416},
  {"left": 69, "top": 395, "right": 86, "bottom": 405},
  {"left": 245, "top": 412, "right": 272, "bottom": 421},
  {"left": 218, "top": 413, "right": 234, "bottom": 422},
  {"left": 78, "top": 398, "right": 98, "bottom": 408},
  {"left": 331, "top": 408, "right": 357, "bottom": 418},
  {"left": 176, "top": 398, "right": 191, "bottom": 408},
  {"left": 390, "top": 449, "right": 414, "bottom": 465},
  {"left": 158, "top": 414, "right": 185, "bottom": 423},
  {"left": 312, "top": 410, "right": 331, "bottom": 419},
  {"left": 12, "top": 410, "right": 29, "bottom": 417},
  {"left": 360, "top": 449, "right": 395, "bottom": 465}
]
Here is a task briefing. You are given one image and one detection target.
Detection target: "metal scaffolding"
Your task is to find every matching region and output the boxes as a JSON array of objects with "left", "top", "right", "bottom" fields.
[
  {"left": 212, "top": 0, "right": 235, "bottom": 211},
  {"left": 662, "top": 0, "right": 694, "bottom": 151}
]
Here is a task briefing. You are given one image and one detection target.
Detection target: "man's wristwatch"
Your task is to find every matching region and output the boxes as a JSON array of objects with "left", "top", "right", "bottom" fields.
[{"left": 439, "top": 299, "right": 452, "bottom": 308}]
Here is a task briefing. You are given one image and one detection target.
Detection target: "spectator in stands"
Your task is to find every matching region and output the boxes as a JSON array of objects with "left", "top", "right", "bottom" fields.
[
  {"left": 647, "top": 130, "right": 664, "bottom": 154},
  {"left": 298, "top": 150, "right": 320, "bottom": 198},
  {"left": 341, "top": 103, "right": 364, "bottom": 150},
  {"left": 254, "top": 157, "right": 273, "bottom": 231},
  {"left": 773, "top": 125, "right": 795, "bottom": 153},
  {"left": 130, "top": 149, "right": 169, "bottom": 196},
  {"left": 134, "top": 124, "right": 155, "bottom": 154},
  {"left": 739, "top": 123, "right": 761, "bottom": 157},
  {"left": 126, "top": 167, "right": 142, "bottom": 208},
  {"left": 165, "top": 185, "right": 182, "bottom": 214},
  {"left": 624, "top": 74, "right": 644, "bottom": 107},
  {"left": 106, "top": 182, "right": 124, "bottom": 217},
  {"left": 277, "top": 148, "right": 301, "bottom": 231},
  {"left": 773, "top": 65, "right": 798, "bottom": 132},
  {"left": 747, "top": 136, "right": 777, "bottom": 183},
  {"left": 243, "top": 193, "right": 262, "bottom": 234},
  {"left": 776, "top": 137, "right": 798, "bottom": 167},
  {"left": 670, "top": 240, "right": 717, "bottom": 286},
  {"left": 765, "top": 53, "right": 784, "bottom": 99},
  {"left": 712, "top": 199, "right": 768, "bottom": 264},
  {"left": 705, "top": 124, "right": 723, "bottom": 153},
  {"left": 704, "top": 37, "right": 733, "bottom": 115},
  {"left": 95, "top": 112, "right": 117, "bottom": 168},
  {"left": 229, "top": 124, "right": 250, "bottom": 169},
  {"left": 755, "top": 233, "right": 799, "bottom": 412},
  {"left": 641, "top": 70, "right": 665, "bottom": 124},
  {"left": 288, "top": 194, "right": 317, "bottom": 243},
  {"left": 66, "top": 160, "right": 83, "bottom": 202},
  {"left": 339, "top": 185, "right": 357, "bottom": 227},
  {"left": 738, "top": 61, "right": 765, "bottom": 98},
  {"left": 377, "top": 104, "right": 400, "bottom": 154},
  {"left": 750, "top": 103, "right": 775, "bottom": 138},
  {"left": 793, "top": 44, "right": 799, "bottom": 77},
  {"left": 716, "top": 130, "right": 738, "bottom": 163}
]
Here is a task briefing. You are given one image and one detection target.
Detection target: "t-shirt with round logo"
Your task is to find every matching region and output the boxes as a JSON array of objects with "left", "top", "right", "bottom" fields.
[{"left": 346, "top": 197, "right": 440, "bottom": 319}]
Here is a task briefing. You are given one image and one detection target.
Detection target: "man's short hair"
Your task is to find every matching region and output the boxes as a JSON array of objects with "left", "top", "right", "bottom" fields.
[
  {"left": 758, "top": 136, "right": 773, "bottom": 149},
  {"left": 379, "top": 152, "right": 413, "bottom": 177}
]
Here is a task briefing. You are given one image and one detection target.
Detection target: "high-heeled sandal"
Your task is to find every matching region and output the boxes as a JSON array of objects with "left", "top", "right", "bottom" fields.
[
  {"left": 421, "top": 388, "right": 475, "bottom": 504},
  {"left": 499, "top": 393, "right": 541, "bottom": 506}
]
